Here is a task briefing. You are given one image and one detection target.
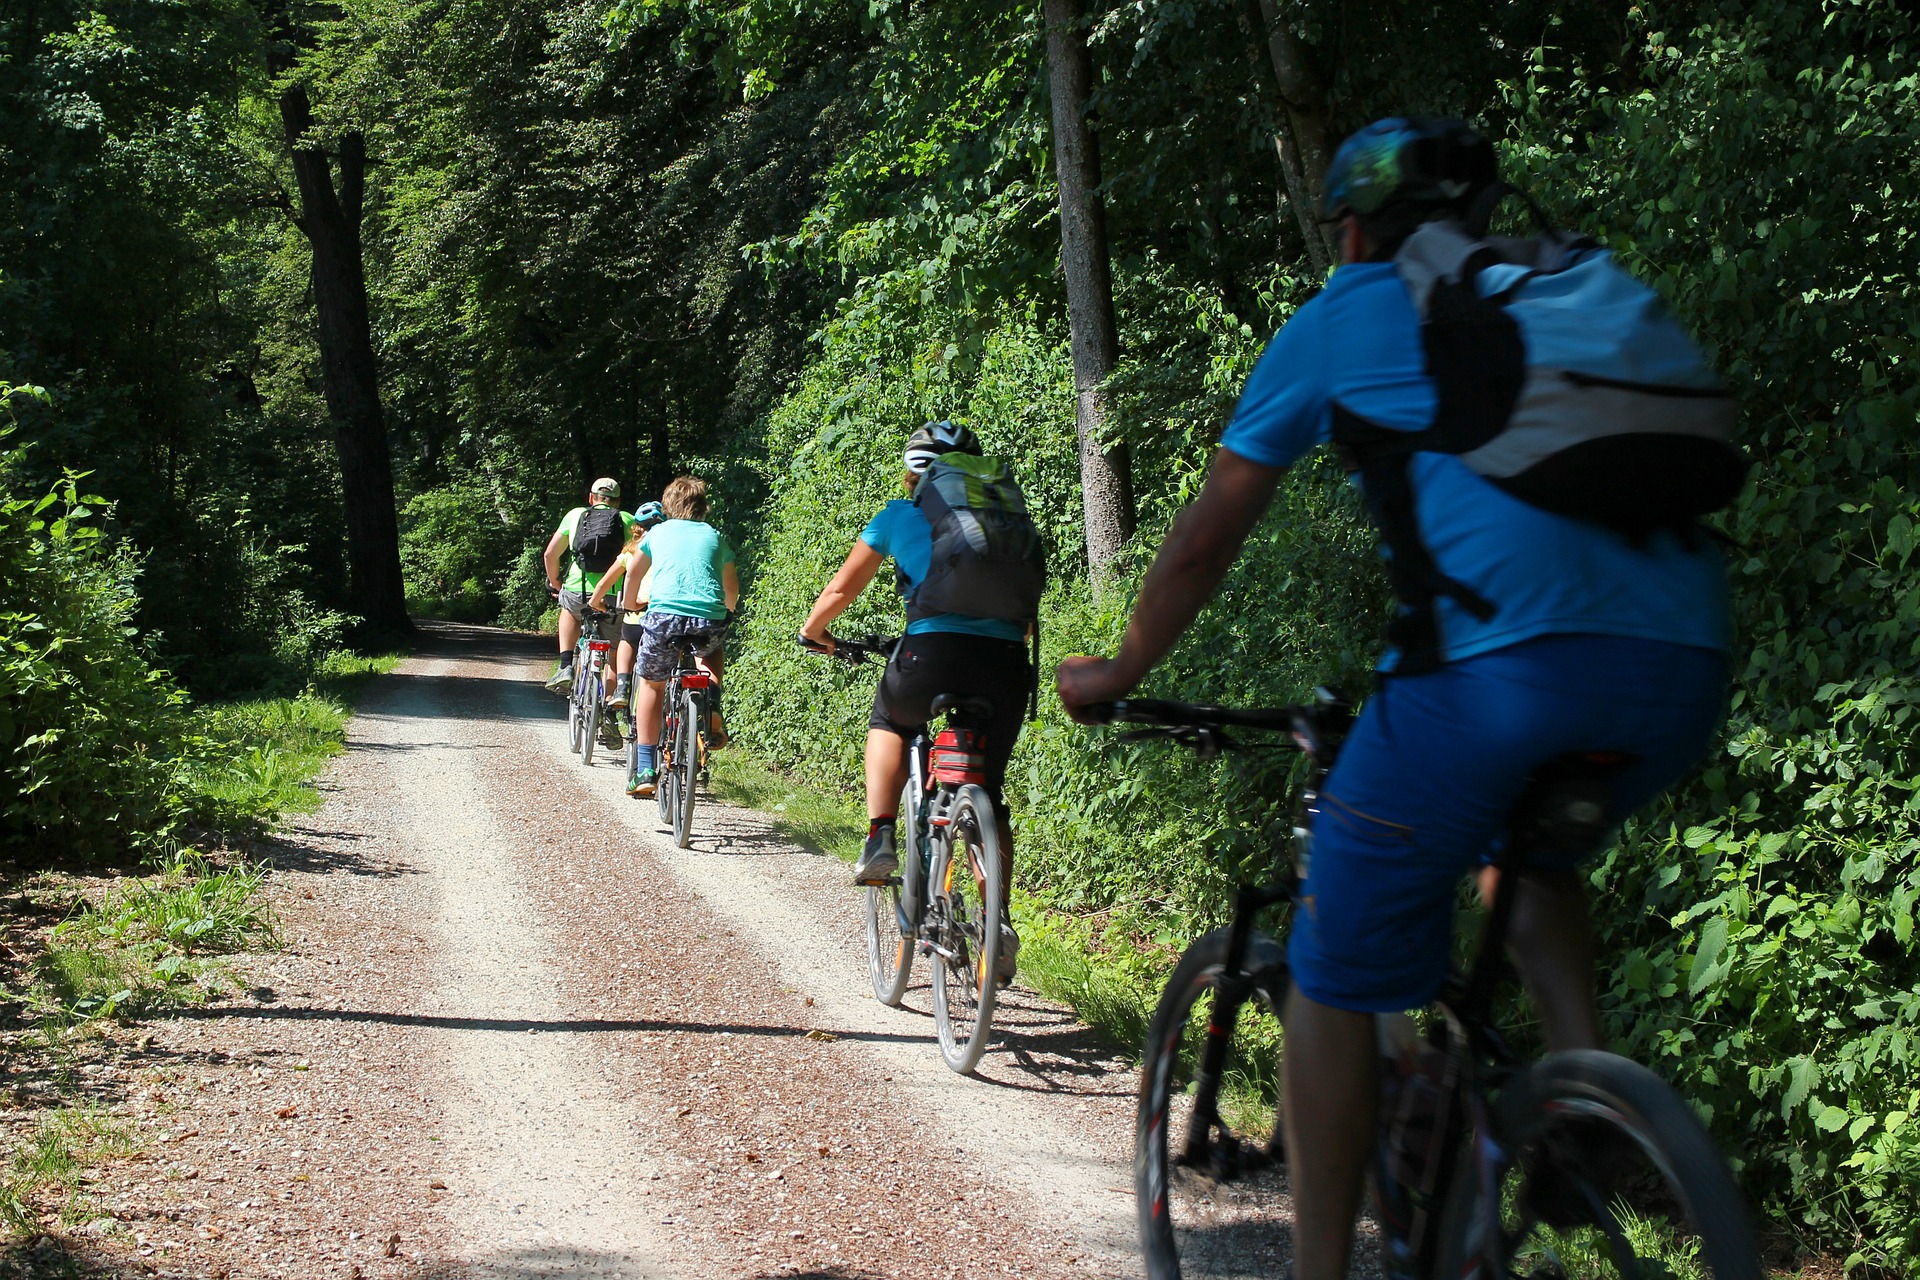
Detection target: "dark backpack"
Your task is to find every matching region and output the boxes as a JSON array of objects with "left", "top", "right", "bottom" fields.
[
  {"left": 570, "top": 505, "right": 626, "bottom": 579},
  {"left": 906, "top": 454, "right": 1047, "bottom": 625},
  {"left": 1334, "top": 217, "right": 1749, "bottom": 672}
]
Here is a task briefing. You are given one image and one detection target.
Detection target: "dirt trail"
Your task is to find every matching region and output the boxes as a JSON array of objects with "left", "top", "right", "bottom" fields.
[{"left": 78, "top": 623, "right": 1158, "bottom": 1279}]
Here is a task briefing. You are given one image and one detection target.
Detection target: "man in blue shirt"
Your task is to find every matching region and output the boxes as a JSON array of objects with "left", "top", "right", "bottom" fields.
[
  {"left": 801, "top": 421, "right": 1031, "bottom": 982},
  {"left": 1057, "top": 119, "right": 1729, "bottom": 1280}
]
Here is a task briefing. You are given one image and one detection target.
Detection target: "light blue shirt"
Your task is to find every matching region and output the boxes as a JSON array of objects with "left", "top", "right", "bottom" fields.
[
  {"left": 1220, "top": 263, "right": 1729, "bottom": 671},
  {"left": 860, "top": 501, "right": 1026, "bottom": 642}
]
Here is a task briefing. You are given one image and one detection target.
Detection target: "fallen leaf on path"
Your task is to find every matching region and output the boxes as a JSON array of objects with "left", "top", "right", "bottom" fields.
[
  {"left": 676, "top": 1106, "right": 692, "bottom": 1117},
  {"left": 383, "top": 1231, "right": 400, "bottom": 1257},
  {"left": 428, "top": 1179, "right": 447, "bottom": 1190},
  {"left": 804, "top": 1030, "right": 836, "bottom": 1042},
  {"left": 276, "top": 1106, "right": 298, "bottom": 1119}
]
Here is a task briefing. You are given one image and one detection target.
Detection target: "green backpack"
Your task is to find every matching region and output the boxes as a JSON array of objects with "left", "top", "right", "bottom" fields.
[{"left": 906, "top": 454, "right": 1047, "bottom": 625}]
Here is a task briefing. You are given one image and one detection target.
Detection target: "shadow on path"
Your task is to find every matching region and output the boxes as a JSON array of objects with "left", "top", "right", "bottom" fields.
[{"left": 163, "top": 1002, "right": 930, "bottom": 1047}]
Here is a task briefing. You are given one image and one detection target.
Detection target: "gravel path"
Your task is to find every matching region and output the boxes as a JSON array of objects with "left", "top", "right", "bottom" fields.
[{"left": 74, "top": 622, "right": 1167, "bottom": 1279}]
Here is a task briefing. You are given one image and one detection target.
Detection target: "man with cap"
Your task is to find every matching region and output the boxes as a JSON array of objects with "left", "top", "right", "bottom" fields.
[{"left": 542, "top": 477, "right": 636, "bottom": 693}]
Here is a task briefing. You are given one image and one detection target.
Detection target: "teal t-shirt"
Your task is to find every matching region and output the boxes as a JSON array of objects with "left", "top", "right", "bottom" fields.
[
  {"left": 639, "top": 520, "right": 734, "bottom": 621},
  {"left": 859, "top": 500, "right": 1025, "bottom": 642},
  {"left": 555, "top": 505, "right": 636, "bottom": 592}
]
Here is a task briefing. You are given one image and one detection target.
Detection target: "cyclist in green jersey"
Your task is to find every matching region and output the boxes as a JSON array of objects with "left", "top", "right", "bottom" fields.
[{"left": 543, "top": 478, "right": 635, "bottom": 693}]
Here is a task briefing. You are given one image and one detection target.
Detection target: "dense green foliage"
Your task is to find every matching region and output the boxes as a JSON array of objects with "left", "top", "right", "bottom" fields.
[
  {"left": 0, "top": 433, "right": 394, "bottom": 864},
  {"left": 4, "top": 0, "right": 1917, "bottom": 1263}
]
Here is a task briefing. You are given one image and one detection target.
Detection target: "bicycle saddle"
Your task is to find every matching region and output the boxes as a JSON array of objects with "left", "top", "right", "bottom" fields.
[
  {"left": 929, "top": 693, "right": 994, "bottom": 722},
  {"left": 1507, "top": 751, "right": 1640, "bottom": 863}
]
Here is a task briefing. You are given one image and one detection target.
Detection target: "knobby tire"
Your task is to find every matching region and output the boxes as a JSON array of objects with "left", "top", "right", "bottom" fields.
[
  {"left": 864, "top": 778, "right": 918, "bottom": 1006},
  {"left": 670, "top": 688, "right": 699, "bottom": 849},
  {"left": 928, "top": 785, "right": 1002, "bottom": 1075},
  {"left": 1135, "top": 927, "right": 1291, "bottom": 1280},
  {"left": 1434, "top": 1049, "right": 1760, "bottom": 1280}
]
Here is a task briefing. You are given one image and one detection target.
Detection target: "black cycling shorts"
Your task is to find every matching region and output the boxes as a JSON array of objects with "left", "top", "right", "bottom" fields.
[{"left": 869, "top": 631, "right": 1031, "bottom": 814}]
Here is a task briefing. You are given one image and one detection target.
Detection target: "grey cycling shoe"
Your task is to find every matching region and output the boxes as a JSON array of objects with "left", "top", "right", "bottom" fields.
[
  {"left": 544, "top": 664, "right": 574, "bottom": 693},
  {"left": 995, "top": 922, "right": 1020, "bottom": 985},
  {"left": 852, "top": 825, "right": 898, "bottom": 885}
]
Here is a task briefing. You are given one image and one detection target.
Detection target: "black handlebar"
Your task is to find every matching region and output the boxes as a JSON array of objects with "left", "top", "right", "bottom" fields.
[
  {"left": 796, "top": 632, "right": 899, "bottom": 665},
  {"left": 1086, "top": 698, "right": 1303, "bottom": 731},
  {"left": 1087, "top": 690, "right": 1352, "bottom": 762}
]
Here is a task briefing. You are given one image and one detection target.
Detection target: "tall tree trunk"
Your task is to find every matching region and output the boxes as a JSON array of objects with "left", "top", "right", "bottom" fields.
[
  {"left": 1043, "top": 0, "right": 1134, "bottom": 592},
  {"left": 1255, "top": 0, "right": 1340, "bottom": 271},
  {"left": 276, "top": 81, "right": 410, "bottom": 635},
  {"left": 648, "top": 397, "right": 672, "bottom": 496}
]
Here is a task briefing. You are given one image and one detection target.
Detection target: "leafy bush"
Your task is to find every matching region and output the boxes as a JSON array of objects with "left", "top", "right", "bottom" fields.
[{"left": 0, "top": 443, "right": 213, "bottom": 860}]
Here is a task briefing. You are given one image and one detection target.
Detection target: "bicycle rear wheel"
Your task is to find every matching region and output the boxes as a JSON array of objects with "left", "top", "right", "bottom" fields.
[
  {"left": 928, "top": 785, "right": 1001, "bottom": 1074},
  {"left": 1435, "top": 1049, "right": 1760, "bottom": 1280},
  {"left": 864, "top": 780, "right": 918, "bottom": 1006},
  {"left": 670, "top": 689, "right": 699, "bottom": 848},
  {"left": 1136, "top": 927, "right": 1291, "bottom": 1280}
]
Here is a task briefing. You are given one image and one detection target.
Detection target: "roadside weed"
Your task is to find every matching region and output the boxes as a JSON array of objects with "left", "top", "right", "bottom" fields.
[
  {"left": 0, "top": 1107, "right": 138, "bottom": 1235},
  {"left": 30, "top": 852, "right": 274, "bottom": 1025}
]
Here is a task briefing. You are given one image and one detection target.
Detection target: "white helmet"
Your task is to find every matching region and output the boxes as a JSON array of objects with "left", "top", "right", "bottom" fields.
[{"left": 903, "top": 420, "right": 981, "bottom": 475}]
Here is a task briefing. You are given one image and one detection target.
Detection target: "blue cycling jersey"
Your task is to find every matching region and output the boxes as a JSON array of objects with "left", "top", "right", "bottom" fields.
[{"left": 1219, "top": 263, "right": 1730, "bottom": 670}]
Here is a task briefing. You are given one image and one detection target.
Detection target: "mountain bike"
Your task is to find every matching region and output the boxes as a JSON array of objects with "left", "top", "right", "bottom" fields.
[
  {"left": 1091, "top": 694, "right": 1761, "bottom": 1280},
  {"left": 801, "top": 632, "right": 1007, "bottom": 1075},
  {"left": 566, "top": 606, "right": 618, "bottom": 766},
  {"left": 649, "top": 625, "right": 726, "bottom": 849}
]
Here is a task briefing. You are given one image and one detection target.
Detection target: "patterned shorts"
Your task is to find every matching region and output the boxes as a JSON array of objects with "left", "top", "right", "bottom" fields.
[{"left": 636, "top": 611, "right": 727, "bottom": 682}]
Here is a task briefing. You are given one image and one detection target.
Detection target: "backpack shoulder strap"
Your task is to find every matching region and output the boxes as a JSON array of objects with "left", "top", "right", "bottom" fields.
[{"left": 1332, "top": 405, "right": 1496, "bottom": 675}]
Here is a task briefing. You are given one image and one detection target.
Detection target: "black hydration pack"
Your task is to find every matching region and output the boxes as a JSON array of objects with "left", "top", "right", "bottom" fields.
[
  {"left": 1334, "top": 216, "right": 1749, "bottom": 673},
  {"left": 570, "top": 505, "right": 626, "bottom": 579},
  {"left": 905, "top": 454, "right": 1047, "bottom": 626}
]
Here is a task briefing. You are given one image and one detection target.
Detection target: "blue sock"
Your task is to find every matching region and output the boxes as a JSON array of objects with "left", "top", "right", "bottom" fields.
[{"left": 634, "top": 744, "right": 658, "bottom": 771}]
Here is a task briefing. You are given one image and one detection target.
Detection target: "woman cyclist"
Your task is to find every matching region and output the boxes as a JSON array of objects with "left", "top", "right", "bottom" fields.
[
  {"left": 607, "top": 477, "right": 739, "bottom": 798},
  {"left": 799, "top": 420, "right": 1031, "bottom": 982},
  {"left": 590, "top": 500, "right": 666, "bottom": 711}
]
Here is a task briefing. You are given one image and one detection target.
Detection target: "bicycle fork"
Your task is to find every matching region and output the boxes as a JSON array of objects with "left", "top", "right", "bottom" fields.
[{"left": 1182, "top": 878, "right": 1293, "bottom": 1176}]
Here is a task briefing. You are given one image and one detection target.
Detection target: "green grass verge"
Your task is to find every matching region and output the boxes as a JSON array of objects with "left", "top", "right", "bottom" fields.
[
  {"left": 709, "top": 749, "right": 1165, "bottom": 1059},
  {"left": 189, "top": 648, "right": 402, "bottom": 823},
  {"left": 708, "top": 753, "right": 868, "bottom": 860}
]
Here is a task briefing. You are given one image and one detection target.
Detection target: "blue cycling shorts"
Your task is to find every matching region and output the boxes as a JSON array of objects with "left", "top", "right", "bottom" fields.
[{"left": 1287, "top": 633, "right": 1728, "bottom": 1013}]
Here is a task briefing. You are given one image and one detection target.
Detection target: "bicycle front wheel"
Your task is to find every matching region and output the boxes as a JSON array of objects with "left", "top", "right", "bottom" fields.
[
  {"left": 864, "top": 779, "right": 918, "bottom": 1006},
  {"left": 656, "top": 691, "right": 678, "bottom": 822},
  {"left": 1434, "top": 1049, "right": 1760, "bottom": 1280},
  {"left": 1135, "top": 927, "right": 1291, "bottom": 1280},
  {"left": 928, "top": 785, "right": 1002, "bottom": 1074},
  {"left": 580, "top": 685, "right": 600, "bottom": 765},
  {"left": 670, "top": 689, "right": 699, "bottom": 849}
]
